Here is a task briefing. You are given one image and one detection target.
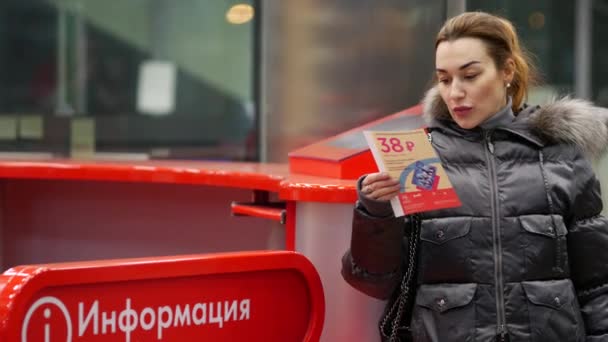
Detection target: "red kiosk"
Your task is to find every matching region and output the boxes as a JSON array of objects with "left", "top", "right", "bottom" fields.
[
  {"left": 0, "top": 105, "right": 424, "bottom": 341},
  {"left": 0, "top": 251, "right": 324, "bottom": 341}
]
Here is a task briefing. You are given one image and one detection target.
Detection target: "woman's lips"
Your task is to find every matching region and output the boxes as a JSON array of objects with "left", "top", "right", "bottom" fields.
[{"left": 453, "top": 106, "right": 473, "bottom": 117}]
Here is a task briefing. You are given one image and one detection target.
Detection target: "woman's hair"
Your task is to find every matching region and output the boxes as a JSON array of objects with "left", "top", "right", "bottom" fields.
[{"left": 435, "top": 12, "right": 539, "bottom": 111}]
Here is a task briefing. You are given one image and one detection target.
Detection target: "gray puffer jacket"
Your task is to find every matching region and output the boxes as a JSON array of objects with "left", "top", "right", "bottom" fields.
[{"left": 341, "top": 87, "right": 608, "bottom": 342}]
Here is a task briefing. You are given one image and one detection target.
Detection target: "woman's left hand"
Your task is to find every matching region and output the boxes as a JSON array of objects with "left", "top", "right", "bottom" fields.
[{"left": 361, "top": 172, "right": 401, "bottom": 201}]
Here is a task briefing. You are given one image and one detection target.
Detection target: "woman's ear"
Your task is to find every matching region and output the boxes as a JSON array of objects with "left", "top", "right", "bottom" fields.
[{"left": 503, "top": 58, "right": 515, "bottom": 84}]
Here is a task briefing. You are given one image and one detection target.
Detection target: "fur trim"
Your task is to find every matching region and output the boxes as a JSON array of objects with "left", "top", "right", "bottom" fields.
[
  {"left": 529, "top": 97, "right": 608, "bottom": 159},
  {"left": 422, "top": 86, "right": 608, "bottom": 158},
  {"left": 422, "top": 86, "right": 450, "bottom": 125}
]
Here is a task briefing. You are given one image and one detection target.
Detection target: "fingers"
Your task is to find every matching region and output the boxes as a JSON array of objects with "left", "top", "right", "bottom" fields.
[
  {"left": 362, "top": 172, "right": 391, "bottom": 186},
  {"left": 367, "top": 180, "right": 400, "bottom": 198},
  {"left": 361, "top": 172, "right": 400, "bottom": 200},
  {"left": 375, "top": 188, "right": 400, "bottom": 201}
]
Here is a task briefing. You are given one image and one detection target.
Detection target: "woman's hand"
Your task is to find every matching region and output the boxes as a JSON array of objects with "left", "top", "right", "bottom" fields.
[{"left": 361, "top": 172, "right": 401, "bottom": 201}]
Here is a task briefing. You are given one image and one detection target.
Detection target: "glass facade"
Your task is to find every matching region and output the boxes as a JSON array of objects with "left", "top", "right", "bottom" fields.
[
  {"left": 592, "top": 1, "right": 608, "bottom": 106},
  {"left": 468, "top": 0, "right": 608, "bottom": 213},
  {"left": 0, "top": 0, "right": 258, "bottom": 160},
  {"left": 0, "top": 0, "right": 605, "bottom": 208},
  {"left": 467, "top": 0, "right": 608, "bottom": 104},
  {"left": 261, "top": 0, "right": 446, "bottom": 162}
]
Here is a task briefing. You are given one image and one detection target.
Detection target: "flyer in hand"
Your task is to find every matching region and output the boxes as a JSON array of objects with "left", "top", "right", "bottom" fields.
[{"left": 363, "top": 129, "right": 461, "bottom": 216}]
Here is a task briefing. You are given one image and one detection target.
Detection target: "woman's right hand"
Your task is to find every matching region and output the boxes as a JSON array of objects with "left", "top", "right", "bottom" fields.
[{"left": 360, "top": 172, "right": 401, "bottom": 201}]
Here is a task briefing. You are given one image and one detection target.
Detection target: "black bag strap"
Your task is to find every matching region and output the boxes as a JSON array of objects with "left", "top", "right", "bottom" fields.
[{"left": 379, "top": 214, "right": 421, "bottom": 342}]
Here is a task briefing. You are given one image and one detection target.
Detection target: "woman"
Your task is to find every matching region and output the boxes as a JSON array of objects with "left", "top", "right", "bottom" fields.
[{"left": 341, "top": 11, "right": 608, "bottom": 342}]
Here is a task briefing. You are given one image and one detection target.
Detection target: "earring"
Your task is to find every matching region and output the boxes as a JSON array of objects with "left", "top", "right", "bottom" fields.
[{"left": 506, "top": 82, "right": 511, "bottom": 88}]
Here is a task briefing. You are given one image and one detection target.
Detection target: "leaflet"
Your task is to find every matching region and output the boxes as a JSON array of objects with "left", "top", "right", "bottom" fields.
[{"left": 363, "top": 129, "right": 461, "bottom": 216}]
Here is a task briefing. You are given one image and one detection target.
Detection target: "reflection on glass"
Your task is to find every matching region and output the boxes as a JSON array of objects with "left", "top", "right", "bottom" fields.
[
  {"left": 263, "top": 1, "right": 445, "bottom": 162},
  {"left": 592, "top": 0, "right": 608, "bottom": 215},
  {"left": 467, "top": 0, "right": 608, "bottom": 213},
  {"left": 593, "top": 1, "right": 608, "bottom": 107},
  {"left": 466, "top": 0, "right": 576, "bottom": 101},
  {"left": 226, "top": 4, "right": 255, "bottom": 25},
  {"left": 0, "top": 0, "right": 257, "bottom": 161}
]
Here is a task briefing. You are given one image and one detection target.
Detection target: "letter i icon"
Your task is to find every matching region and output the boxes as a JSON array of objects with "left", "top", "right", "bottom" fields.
[{"left": 44, "top": 308, "right": 51, "bottom": 342}]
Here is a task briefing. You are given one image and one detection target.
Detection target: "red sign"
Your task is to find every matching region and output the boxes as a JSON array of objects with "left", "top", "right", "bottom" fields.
[{"left": 0, "top": 251, "right": 324, "bottom": 341}]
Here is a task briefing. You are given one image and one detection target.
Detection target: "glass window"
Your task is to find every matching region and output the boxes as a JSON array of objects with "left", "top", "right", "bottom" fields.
[
  {"left": 0, "top": 0, "right": 258, "bottom": 161},
  {"left": 594, "top": 2, "right": 608, "bottom": 214},
  {"left": 262, "top": 0, "right": 446, "bottom": 162},
  {"left": 467, "top": 0, "right": 576, "bottom": 102},
  {"left": 467, "top": 0, "right": 608, "bottom": 214},
  {"left": 593, "top": 1, "right": 608, "bottom": 107}
]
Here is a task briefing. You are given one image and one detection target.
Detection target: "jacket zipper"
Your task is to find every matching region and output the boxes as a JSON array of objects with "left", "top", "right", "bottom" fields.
[{"left": 484, "top": 131, "right": 508, "bottom": 341}]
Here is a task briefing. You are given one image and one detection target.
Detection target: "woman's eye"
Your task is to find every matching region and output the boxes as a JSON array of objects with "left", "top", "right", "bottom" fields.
[
  {"left": 438, "top": 78, "right": 450, "bottom": 84},
  {"left": 464, "top": 74, "right": 478, "bottom": 80}
]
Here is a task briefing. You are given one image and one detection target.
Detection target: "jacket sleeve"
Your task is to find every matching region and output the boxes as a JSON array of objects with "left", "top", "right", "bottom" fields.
[
  {"left": 340, "top": 176, "right": 408, "bottom": 299},
  {"left": 567, "top": 152, "right": 608, "bottom": 341}
]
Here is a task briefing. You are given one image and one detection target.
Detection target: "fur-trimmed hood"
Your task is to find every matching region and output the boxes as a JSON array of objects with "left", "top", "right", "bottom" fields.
[{"left": 422, "top": 86, "right": 608, "bottom": 159}]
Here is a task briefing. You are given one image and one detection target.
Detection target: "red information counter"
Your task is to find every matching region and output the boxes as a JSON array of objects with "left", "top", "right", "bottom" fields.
[
  {"left": 0, "top": 251, "right": 324, "bottom": 341},
  {"left": 0, "top": 105, "right": 424, "bottom": 341}
]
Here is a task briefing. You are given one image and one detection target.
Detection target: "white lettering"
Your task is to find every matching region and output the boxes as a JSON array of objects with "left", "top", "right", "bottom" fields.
[
  {"left": 192, "top": 303, "right": 206, "bottom": 325},
  {"left": 209, "top": 302, "right": 224, "bottom": 328},
  {"left": 239, "top": 299, "right": 250, "bottom": 320},
  {"left": 78, "top": 301, "right": 99, "bottom": 336},
  {"left": 72, "top": 297, "right": 250, "bottom": 339},
  {"left": 44, "top": 322, "right": 50, "bottom": 342},
  {"left": 118, "top": 298, "right": 138, "bottom": 342},
  {"left": 101, "top": 311, "right": 116, "bottom": 334},
  {"left": 174, "top": 304, "right": 191, "bottom": 327},
  {"left": 157, "top": 306, "right": 173, "bottom": 339},
  {"left": 140, "top": 307, "right": 156, "bottom": 331},
  {"left": 224, "top": 300, "right": 238, "bottom": 323}
]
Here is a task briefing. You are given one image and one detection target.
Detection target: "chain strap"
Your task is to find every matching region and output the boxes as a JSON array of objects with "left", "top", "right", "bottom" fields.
[{"left": 379, "top": 214, "right": 421, "bottom": 342}]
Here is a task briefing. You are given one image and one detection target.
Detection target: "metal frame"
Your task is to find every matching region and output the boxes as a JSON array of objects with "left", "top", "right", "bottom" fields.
[
  {"left": 575, "top": 0, "right": 592, "bottom": 99},
  {"left": 253, "top": 0, "right": 264, "bottom": 162}
]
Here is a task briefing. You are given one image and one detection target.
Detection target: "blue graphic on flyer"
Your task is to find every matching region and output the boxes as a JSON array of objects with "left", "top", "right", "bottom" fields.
[{"left": 399, "top": 158, "right": 441, "bottom": 192}]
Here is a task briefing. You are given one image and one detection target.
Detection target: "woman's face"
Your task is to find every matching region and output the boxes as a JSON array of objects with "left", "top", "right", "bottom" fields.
[{"left": 435, "top": 37, "right": 513, "bottom": 129}]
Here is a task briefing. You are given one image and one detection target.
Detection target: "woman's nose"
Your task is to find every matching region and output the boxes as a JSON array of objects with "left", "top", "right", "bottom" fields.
[{"left": 449, "top": 81, "right": 465, "bottom": 100}]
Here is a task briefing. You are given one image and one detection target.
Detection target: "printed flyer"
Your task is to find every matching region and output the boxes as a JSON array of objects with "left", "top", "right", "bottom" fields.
[{"left": 363, "top": 129, "right": 461, "bottom": 216}]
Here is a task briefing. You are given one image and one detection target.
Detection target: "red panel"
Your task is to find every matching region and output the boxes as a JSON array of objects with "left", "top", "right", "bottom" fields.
[
  {"left": 0, "top": 106, "right": 427, "bottom": 205},
  {"left": 0, "top": 161, "right": 361, "bottom": 204},
  {"left": 288, "top": 157, "right": 343, "bottom": 179},
  {"left": 289, "top": 105, "right": 423, "bottom": 161},
  {"left": 288, "top": 150, "right": 377, "bottom": 180},
  {"left": 0, "top": 160, "right": 359, "bottom": 204},
  {"left": 288, "top": 105, "right": 423, "bottom": 179},
  {"left": 1, "top": 179, "right": 279, "bottom": 268},
  {"left": 0, "top": 160, "right": 288, "bottom": 192},
  {"left": 0, "top": 251, "right": 324, "bottom": 342},
  {"left": 340, "top": 150, "right": 378, "bottom": 179},
  {"left": 279, "top": 175, "right": 357, "bottom": 203}
]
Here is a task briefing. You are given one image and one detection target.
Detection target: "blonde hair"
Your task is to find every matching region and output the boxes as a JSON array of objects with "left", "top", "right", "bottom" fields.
[{"left": 435, "top": 12, "right": 539, "bottom": 111}]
